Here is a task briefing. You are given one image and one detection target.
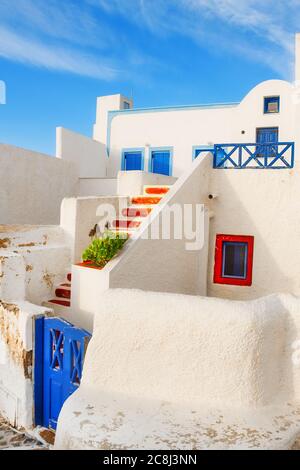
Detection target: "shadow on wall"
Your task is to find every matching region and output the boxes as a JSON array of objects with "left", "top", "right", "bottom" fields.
[{"left": 207, "top": 167, "right": 300, "bottom": 300}]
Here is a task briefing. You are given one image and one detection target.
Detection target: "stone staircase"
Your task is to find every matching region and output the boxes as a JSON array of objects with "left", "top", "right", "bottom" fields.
[
  {"left": 44, "top": 185, "right": 172, "bottom": 314},
  {"left": 44, "top": 272, "right": 72, "bottom": 310},
  {"left": 110, "top": 185, "right": 171, "bottom": 237}
]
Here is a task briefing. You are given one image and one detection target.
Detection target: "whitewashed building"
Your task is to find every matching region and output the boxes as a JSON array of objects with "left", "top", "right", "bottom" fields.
[{"left": 0, "top": 34, "right": 300, "bottom": 450}]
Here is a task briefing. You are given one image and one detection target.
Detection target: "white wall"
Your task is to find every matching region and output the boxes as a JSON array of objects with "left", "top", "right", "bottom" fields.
[
  {"left": 93, "top": 94, "right": 133, "bottom": 145},
  {"left": 107, "top": 80, "right": 296, "bottom": 177},
  {"left": 56, "top": 127, "right": 107, "bottom": 178},
  {"left": 117, "top": 171, "right": 177, "bottom": 196},
  {"left": 79, "top": 172, "right": 177, "bottom": 198},
  {"left": 79, "top": 178, "right": 117, "bottom": 197},
  {"left": 206, "top": 166, "right": 300, "bottom": 300},
  {"left": 0, "top": 225, "right": 71, "bottom": 306},
  {"left": 0, "top": 300, "right": 52, "bottom": 429},
  {"left": 0, "top": 143, "right": 79, "bottom": 225},
  {"left": 55, "top": 289, "right": 300, "bottom": 450}
]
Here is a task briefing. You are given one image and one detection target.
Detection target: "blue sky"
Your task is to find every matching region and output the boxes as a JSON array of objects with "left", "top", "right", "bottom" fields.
[{"left": 0, "top": 0, "right": 299, "bottom": 156}]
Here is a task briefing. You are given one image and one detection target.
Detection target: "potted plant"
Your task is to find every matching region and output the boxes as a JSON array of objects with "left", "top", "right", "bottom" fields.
[{"left": 79, "top": 231, "right": 128, "bottom": 269}]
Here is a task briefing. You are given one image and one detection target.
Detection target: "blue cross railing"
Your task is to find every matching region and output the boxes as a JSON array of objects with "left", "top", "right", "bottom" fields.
[{"left": 213, "top": 142, "right": 295, "bottom": 169}]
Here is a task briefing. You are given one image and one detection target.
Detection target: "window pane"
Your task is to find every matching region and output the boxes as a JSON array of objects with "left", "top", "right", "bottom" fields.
[
  {"left": 264, "top": 96, "right": 280, "bottom": 114},
  {"left": 222, "top": 242, "right": 247, "bottom": 279}
]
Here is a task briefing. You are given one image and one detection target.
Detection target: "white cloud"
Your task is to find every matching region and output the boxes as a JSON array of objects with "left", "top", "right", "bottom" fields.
[
  {"left": 0, "top": 0, "right": 299, "bottom": 79},
  {"left": 0, "top": 0, "right": 132, "bottom": 79},
  {"left": 0, "top": 25, "right": 118, "bottom": 79},
  {"left": 93, "top": 0, "right": 299, "bottom": 78}
]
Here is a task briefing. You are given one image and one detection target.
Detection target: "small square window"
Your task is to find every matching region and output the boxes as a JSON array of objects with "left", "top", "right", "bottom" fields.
[
  {"left": 264, "top": 96, "right": 280, "bottom": 114},
  {"left": 123, "top": 101, "right": 131, "bottom": 110},
  {"left": 214, "top": 234, "right": 254, "bottom": 286}
]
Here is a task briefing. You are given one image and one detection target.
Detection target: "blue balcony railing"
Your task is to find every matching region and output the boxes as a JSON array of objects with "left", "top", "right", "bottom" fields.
[{"left": 213, "top": 142, "right": 295, "bottom": 169}]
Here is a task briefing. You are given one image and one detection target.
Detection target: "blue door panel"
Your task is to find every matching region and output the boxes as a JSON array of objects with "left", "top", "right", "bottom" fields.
[
  {"left": 256, "top": 128, "right": 278, "bottom": 161},
  {"left": 124, "top": 152, "right": 142, "bottom": 171},
  {"left": 43, "top": 318, "right": 91, "bottom": 430},
  {"left": 256, "top": 127, "right": 278, "bottom": 144},
  {"left": 151, "top": 151, "right": 171, "bottom": 176},
  {"left": 50, "top": 380, "right": 63, "bottom": 425}
]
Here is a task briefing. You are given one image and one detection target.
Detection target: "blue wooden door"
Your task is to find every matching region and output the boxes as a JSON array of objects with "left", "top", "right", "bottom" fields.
[
  {"left": 123, "top": 151, "right": 143, "bottom": 171},
  {"left": 256, "top": 128, "right": 278, "bottom": 162},
  {"left": 43, "top": 318, "right": 91, "bottom": 430},
  {"left": 151, "top": 150, "right": 171, "bottom": 176}
]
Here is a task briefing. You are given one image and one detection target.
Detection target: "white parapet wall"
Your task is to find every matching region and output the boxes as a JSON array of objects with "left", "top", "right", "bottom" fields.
[
  {"left": 0, "top": 300, "right": 52, "bottom": 429},
  {"left": 0, "top": 143, "right": 79, "bottom": 225},
  {"left": 55, "top": 289, "right": 300, "bottom": 450},
  {"left": 0, "top": 225, "right": 71, "bottom": 306}
]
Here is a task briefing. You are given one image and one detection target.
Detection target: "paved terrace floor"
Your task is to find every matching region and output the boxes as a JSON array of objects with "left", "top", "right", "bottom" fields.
[{"left": 0, "top": 416, "right": 48, "bottom": 450}]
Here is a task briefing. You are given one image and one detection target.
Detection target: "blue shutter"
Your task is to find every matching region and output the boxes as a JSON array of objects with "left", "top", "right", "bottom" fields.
[
  {"left": 256, "top": 128, "right": 278, "bottom": 145},
  {"left": 123, "top": 151, "right": 143, "bottom": 171},
  {"left": 151, "top": 151, "right": 171, "bottom": 176}
]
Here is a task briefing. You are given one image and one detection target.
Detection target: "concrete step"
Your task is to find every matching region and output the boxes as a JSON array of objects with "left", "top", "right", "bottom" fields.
[
  {"left": 112, "top": 220, "right": 141, "bottom": 229},
  {"left": 143, "top": 185, "right": 171, "bottom": 195},
  {"left": 46, "top": 298, "right": 71, "bottom": 308},
  {"left": 122, "top": 207, "right": 152, "bottom": 218},
  {"left": 55, "top": 286, "right": 71, "bottom": 300},
  {"left": 131, "top": 196, "right": 162, "bottom": 205}
]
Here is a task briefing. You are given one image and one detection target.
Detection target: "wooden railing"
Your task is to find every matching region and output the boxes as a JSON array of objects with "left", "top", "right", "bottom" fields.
[{"left": 213, "top": 142, "right": 295, "bottom": 169}]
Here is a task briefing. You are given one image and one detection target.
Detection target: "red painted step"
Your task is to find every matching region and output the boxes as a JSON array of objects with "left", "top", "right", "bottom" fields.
[
  {"left": 131, "top": 196, "right": 161, "bottom": 205},
  {"left": 145, "top": 187, "right": 170, "bottom": 195},
  {"left": 55, "top": 287, "right": 71, "bottom": 300},
  {"left": 67, "top": 273, "right": 72, "bottom": 282},
  {"left": 122, "top": 207, "right": 151, "bottom": 218},
  {"left": 112, "top": 220, "right": 141, "bottom": 229},
  {"left": 48, "top": 299, "right": 71, "bottom": 307}
]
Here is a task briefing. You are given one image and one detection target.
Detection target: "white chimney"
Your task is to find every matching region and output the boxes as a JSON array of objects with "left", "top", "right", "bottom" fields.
[{"left": 296, "top": 33, "right": 300, "bottom": 82}]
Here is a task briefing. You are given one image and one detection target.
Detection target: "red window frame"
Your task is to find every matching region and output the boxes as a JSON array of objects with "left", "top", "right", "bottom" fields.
[{"left": 213, "top": 234, "right": 254, "bottom": 286}]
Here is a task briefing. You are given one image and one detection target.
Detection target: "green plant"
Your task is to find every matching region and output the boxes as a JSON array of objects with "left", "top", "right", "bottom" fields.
[{"left": 82, "top": 231, "right": 128, "bottom": 268}]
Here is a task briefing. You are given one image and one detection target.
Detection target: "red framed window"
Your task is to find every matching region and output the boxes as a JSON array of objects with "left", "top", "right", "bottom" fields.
[{"left": 213, "top": 234, "right": 254, "bottom": 286}]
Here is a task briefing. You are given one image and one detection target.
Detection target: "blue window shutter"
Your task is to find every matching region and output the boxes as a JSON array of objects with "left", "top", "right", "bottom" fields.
[
  {"left": 151, "top": 151, "right": 171, "bottom": 176},
  {"left": 123, "top": 151, "right": 143, "bottom": 171}
]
